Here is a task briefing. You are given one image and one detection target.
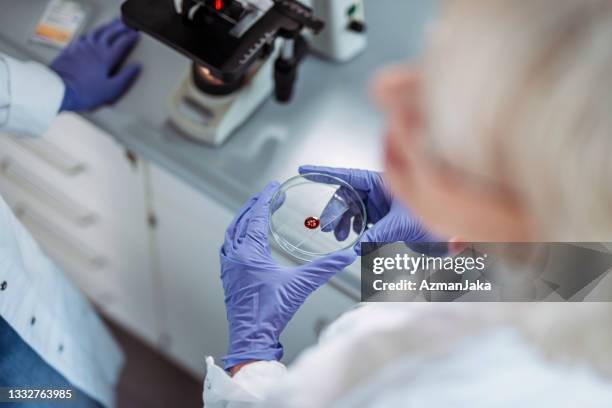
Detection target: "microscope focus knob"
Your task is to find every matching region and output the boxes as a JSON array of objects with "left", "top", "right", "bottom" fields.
[
  {"left": 274, "top": 58, "right": 298, "bottom": 103},
  {"left": 274, "top": 35, "right": 308, "bottom": 104},
  {"left": 347, "top": 20, "right": 366, "bottom": 33}
]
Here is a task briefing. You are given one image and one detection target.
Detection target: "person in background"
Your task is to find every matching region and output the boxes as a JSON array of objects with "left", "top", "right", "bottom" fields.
[
  {"left": 205, "top": 0, "right": 612, "bottom": 406},
  {"left": 0, "top": 19, "right": 140, "bottom": 407}
]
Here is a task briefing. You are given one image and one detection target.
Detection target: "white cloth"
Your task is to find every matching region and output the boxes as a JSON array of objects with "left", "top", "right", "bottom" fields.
[
  {"left": 0, "top": 53, "right": 64, "bottom": 137},
  {"left": 0, "top": 52, "right": 123, "bottom": 407},
  {"left": 204, "top": 303, "right": 612, "bottom": 407}
]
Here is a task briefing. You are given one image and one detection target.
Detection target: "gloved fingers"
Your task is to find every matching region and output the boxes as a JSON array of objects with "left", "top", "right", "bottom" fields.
[
  {"left": 355, "top": 205, "right": 434, "bottom": 255},
  {"left": 319, "top": 190, "right": 350, "bottom": 233},
  {"left": 233, "top": 182, "right": 278, "bottom": 247},
  {"left": 353, "top": 211, "right": 364, "bottom": 235},
  {"left": 355, "top": 216, "right": 396, "bottom": 255},
  {"left": 333, "top": 212, "right": 352, "bottom": 242},
  {"left": 365, "top": 199, "right": 390, "bottom": 225},
  {"left": 108, "top": 25, "right": 137, "bottom": 48},
  {"left": 300, "top": 165, "right": 387, "bottom": 227},
  {"left": 299, "top": 165, "right": 377, "bottom": 192},
  {"left": 85, "top": 19, "right": 139, "bottom": 72},
  {"left": 238, "top": 187, "right": 283, "bottom": 246},
  {"left": 340, "top": 187, "right": 367, "bottom": 234},
  {"left": 230, "top": 204, "right": 256, "bottom": 250},
  {"left": 242, "top": 182, "right": 280, "bottom": 242},
  {"left": 98, "top": 18, "right": 134, "bottom": 46},
  {"left": 322, "top": 187, "right": 367, "bottom": 239},
  {"left": 298, "top": 249, "right": 357, "bottom": 285},
  {"left": 270, "top": 189, "right": 286, "bottom": 215},
  {"left": 224, "top": 193, "right": 261, "bottom": 253},
  {"left": 355, "top": 240, "right": 384, "bottom": 256},
  {"left": 321, "top": 185, "right": 368, "bottom": 235},
  {"left": 107, "top": 63, "right": 142, "bottom": 100},
  {"left": 85, "top": 19, "right": 119, "bottom": 43},
  {"left": 235, "top": 213, "right": 251, "bottom": 245},
  {"left": 108, "top": 30, "right": 140, "bottom": 68}
]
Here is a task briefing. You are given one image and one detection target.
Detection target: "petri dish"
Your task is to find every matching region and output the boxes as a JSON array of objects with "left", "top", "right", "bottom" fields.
[{"left": 269, "top": 173, "right": 367, "bottom": 262}]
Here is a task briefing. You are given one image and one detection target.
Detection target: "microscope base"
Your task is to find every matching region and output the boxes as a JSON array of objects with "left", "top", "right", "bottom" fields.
[{"left": 168, "top": 57, "right": 274, "bottom": 146}]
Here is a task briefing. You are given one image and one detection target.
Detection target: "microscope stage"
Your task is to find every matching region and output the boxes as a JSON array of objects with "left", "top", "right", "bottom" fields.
[{"left": 122, "top": 0, "right": 307, "bottom": 83}]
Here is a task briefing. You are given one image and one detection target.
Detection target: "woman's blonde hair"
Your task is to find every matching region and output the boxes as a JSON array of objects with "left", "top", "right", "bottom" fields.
[{"left": 423, "top": 0, "right": 612, "bottom": 240}]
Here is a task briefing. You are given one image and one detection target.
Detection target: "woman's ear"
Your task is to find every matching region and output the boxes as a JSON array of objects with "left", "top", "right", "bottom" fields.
[
  {"left": 371, "top": 66, "right": 424, "bottom": 148},
  {"left": 370, "top": 65, "right": 421, "bottom": 114},
  {"left": 384, "top": 127, "right": 532, "bottom": 242}
]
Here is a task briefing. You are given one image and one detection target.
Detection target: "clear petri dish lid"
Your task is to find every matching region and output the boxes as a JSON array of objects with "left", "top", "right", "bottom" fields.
[{"left": 269, "top": 173, "right": 367, "bottom": 262}]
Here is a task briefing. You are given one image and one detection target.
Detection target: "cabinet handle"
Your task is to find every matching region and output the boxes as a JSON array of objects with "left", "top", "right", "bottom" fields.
[
  {"left": 12, "top": 137, "right": 86, "bottom": 176},
  {"left": 14, "top": 204, "right": 107, "bottom": 271},
  {"left": 0, "top": 158, "right": 97, "bottom": 227}
]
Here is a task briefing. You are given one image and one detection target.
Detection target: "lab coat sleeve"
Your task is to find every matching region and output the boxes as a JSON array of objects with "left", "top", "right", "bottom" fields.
[
  {"left": 0, "top": 53, "right": 65, "bottom": 137},
  {"left": 203, "top": 357, "right": 287, "bottom": 408}
]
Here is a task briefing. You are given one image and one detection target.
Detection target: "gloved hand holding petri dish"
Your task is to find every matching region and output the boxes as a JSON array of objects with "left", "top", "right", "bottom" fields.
[{"left": 269, "top": 173, "right": 367, "bottom": 262}]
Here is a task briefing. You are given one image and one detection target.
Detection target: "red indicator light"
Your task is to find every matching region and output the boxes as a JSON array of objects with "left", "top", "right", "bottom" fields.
[
  {"left": 215, "top": 0, "right": 223, "bottom": 10},
  {"left": 304, "top": 217, "right": 320, "bottom": 230}
]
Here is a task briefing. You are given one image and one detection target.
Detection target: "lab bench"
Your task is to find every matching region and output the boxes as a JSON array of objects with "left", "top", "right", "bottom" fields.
[{"left": 0, "top": 0, "right": 435, "bottom": 377}]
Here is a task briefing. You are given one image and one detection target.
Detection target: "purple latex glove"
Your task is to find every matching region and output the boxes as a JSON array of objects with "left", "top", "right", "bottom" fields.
[
  {"left": 220, "top": 182, "right": 357, "bottom": 370},
  {"left": 50, "top": 19, "right": 141, "bottom": 112},
  {"left": 299, "top": 165, "right": 446, "bottom": 255}
]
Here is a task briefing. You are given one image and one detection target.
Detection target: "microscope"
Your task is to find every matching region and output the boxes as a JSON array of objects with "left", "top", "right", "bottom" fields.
[{"left": 121, "top": 0, "right": 367, "bottom": 146}]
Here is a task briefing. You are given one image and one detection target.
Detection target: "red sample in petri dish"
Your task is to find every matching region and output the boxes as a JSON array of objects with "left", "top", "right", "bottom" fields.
[{"left": 304, "top": 216, "right": 320, "bottom": 230}]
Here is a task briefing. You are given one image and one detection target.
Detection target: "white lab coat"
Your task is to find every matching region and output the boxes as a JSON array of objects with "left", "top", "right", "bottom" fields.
[
  {"left": 204, "top": 302, "right": 612, "bottom": 407},
  {"left": 0, "top": 54, "right": 64, "bottom": 136},
  {"left": 0, "top": 53, "right": 123, "bottom": 407}
]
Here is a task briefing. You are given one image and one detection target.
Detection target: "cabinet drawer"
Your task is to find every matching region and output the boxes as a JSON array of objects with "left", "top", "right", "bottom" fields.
[
  {"left": 10, "top": 136, "right": 86, "bottom": 176},
  {"left": 0, "top": 157, "right": 97, "bottom": 227},
  {"left": 0, "top": 114, "right": 147, "bottom": 226}
]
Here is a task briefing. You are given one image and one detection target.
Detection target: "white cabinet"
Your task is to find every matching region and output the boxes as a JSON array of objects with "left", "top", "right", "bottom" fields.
[
  {"left": 148, "top": 164, "right": 233, "bottom": 375},
  {"left": 0, "top": 115, "right": 358, "bottom": 378},
  {"left": 0, "top": 114, "right": 159, "bottom": 343},
  {"left": 149, "top": 164, "right": 357, "bottom": 377}
]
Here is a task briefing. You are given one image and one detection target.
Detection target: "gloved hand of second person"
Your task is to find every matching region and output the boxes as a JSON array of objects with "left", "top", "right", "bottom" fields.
[
  {"left": 299, "top": 165, "right": 446, "bottom": 255},
  {"left": 220, "top": 182, "right": 357, "bottom": 371},
  {"left": 50, "top": 19, "right": 141, "bottom": 112}
]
